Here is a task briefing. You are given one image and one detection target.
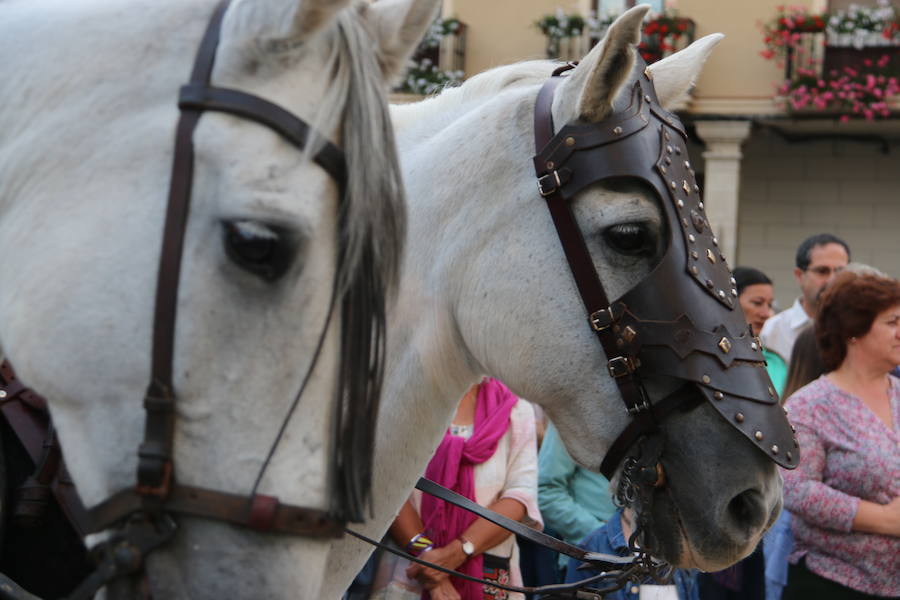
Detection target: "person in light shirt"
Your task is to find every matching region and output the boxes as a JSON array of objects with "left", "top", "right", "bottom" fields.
[{"left": 760, "top": 234, "right": 850, "bottom": 364}]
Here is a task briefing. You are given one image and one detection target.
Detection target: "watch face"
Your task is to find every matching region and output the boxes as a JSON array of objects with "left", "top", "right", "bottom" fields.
[{"left": 461, "top": 540, "right": 475, "bottom": 556}]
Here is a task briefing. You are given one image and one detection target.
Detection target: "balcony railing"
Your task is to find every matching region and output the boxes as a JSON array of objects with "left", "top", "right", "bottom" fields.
[
  {"left": 785, "top": 32, "right": 900, "bottom": 80},
  {"left": 545, "top": 16, "right": 696, "bottom": 65},
  {"left": 395, "top": 19, "right": 466, "bottom": 97}
]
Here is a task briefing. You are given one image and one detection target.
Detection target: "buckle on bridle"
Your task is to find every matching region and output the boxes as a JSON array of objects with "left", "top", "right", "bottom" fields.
[
  {"left": 626, "top": 396, "right": 652, "bottom": 415},
  {"left": 537, "top": 171, "right": 562, "bottom": 197},
  {"left": 607, "top": 356, "right": 637, "bottom": 378},
  {"left": 589, "top": 303, "right": 625, "bottom": 332}
]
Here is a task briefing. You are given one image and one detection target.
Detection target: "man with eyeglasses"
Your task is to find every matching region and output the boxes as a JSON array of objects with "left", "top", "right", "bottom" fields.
[{"left": 760, "top": 233, "right": 850, "bottom": 364}]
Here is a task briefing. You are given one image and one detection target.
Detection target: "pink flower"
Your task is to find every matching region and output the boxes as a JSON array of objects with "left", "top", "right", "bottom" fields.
[{"left": 840, "top": 115, "right": 850, "bottom": 122}]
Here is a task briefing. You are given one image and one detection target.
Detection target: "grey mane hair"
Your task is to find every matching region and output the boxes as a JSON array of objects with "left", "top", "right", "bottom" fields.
[
  {"left": 328, "top": 6, "right": 406, "bottom": 297},
  {"left": 310, "top": 6, "right": 407, "bottom": 522}
]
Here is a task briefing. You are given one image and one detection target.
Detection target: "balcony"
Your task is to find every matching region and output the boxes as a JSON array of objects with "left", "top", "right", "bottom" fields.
[
  {"left": 765, "top": 6, "right": 900, "bottom": 122},
  {"left": 537, "top": 10, "right": 695, "bottom": 65},
  {"left": 392, "top": 18, "right": 467, "bottom": 102}
]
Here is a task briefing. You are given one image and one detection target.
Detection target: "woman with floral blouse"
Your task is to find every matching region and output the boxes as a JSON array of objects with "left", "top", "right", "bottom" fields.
[{"left": 781, "top": 271, "right": 900, "bottom": 599}]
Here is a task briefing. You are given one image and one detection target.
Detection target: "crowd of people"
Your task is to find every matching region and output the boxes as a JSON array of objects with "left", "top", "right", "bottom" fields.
[{"left": 348, "top": 233, "right": 899, "bottom": 600}]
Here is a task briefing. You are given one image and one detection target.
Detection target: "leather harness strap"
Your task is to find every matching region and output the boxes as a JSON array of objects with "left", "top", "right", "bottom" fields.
[
  {"left": 532, "top": 62, "right": 798, "bottom": 479},
  {"left": 533, "top": 71, "right": 658, "bottom": 458},
  {"left": 0, "top": 360, "right": 90, "bottom": 537},
  {"left": 99, "top": 0, "right": 347, "bottom": 536}
]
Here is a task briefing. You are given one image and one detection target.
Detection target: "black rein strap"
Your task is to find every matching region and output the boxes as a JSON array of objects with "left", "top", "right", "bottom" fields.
[{"left": 346, "top": 477, "right": 661, "bottom": 599}]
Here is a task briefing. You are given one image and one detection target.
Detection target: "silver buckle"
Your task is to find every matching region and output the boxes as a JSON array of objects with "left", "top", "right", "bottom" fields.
[
  {"left": 590, "top": 308, "right": 613, "bottom": 331},
  {"left": 626, "top": 397, "right": 652, "bottom": 415},
  {"left": 537, "top": 170, "right": 562, "bottom": 197},
  {"left": 607, "top": 356, "right": 636, "bottom": 378}
]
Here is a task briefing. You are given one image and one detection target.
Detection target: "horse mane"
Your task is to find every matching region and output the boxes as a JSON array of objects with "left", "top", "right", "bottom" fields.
[
  {"left": 313, "top": 8, "right": 406, "bottom": 522},
  {"left": 226, "top": 3, "right": 406, "bottom": 522},
  {"left": 392, "top": 60, "right": 556, "bottom": 135}
]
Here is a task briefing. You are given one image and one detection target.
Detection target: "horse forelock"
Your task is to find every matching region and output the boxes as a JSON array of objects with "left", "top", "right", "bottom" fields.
[{"left": 302, "top": 7, "right": 407, "bottom": 521}]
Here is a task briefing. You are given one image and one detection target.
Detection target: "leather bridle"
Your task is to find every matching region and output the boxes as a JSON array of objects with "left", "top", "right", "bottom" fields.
[
  {"left": 0, "top": 20, "right": 801, "bottom": 600},
  {"left": 0, "top": 1, "right": 362, "bottom": 597},
  {"left": 532, "top": 62, "right": 799, "bottom": 479},
  {"left": 85, "top": 0, "right": 349, "bottom": 541}
]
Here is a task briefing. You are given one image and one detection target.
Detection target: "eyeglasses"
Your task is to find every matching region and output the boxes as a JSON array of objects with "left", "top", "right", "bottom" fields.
[{"left": 804, "top": 265, "right": 845, "bottom": 277}]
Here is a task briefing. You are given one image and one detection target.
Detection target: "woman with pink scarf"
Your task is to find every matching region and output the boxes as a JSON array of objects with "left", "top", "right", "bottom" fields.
[{"left": 372, "top": 378, "right": 542, "bottom": 600}]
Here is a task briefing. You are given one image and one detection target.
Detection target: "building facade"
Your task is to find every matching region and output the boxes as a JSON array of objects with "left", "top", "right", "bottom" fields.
[{"left": 401, "top": 0, "right": 900, "bottom": 309}]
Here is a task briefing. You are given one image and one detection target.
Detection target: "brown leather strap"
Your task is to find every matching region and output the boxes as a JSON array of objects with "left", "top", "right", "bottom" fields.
[
  {"left": 178, "top": 85, "right": 346, "bottom": 186},
  {"left": 88, "top": 484, "right": 342, "bottom": 537},
  {"left": 0, "top": 360, "right": 90, "bottom": 535},
  {"left": 533, "top": 75, "right": 658, "bottom": 467},
  {"left": 139, "top": 0, "right": 232, "bottom": 494}
]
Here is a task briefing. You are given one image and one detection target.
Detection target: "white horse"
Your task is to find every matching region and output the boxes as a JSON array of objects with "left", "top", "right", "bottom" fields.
[
  {"left": 321, "top": 7, "right": 785, "bottom": 597},
  {"left": 0, "top": 0, "right": 437, "bottom": 597}
]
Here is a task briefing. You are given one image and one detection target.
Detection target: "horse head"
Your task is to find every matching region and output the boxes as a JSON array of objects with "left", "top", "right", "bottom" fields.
[
  {"left": 356, "top": 6, "right": 794, "bottom": 584},
  {"left": 0, "top": 0, "right": 436, "bottom": 597}
]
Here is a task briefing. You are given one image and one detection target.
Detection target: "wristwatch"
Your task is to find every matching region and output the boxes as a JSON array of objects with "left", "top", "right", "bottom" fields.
[{"left": 459, "top": 536, "right": 475, "bottom": 558}]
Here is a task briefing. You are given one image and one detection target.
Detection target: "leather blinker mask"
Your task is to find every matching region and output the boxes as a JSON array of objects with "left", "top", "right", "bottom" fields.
[{"left": 532, "top": 60, "right": 798, "bottom": 479}]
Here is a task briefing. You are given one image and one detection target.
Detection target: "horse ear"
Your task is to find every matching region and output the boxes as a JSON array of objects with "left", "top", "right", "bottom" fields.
[
  {"left": 291, "top": 0, "right": 353, "bottom": 39},
  {"left": 554, "top": 5, "right": 648, "bottom": 125},
  {"left": 646, "top": 33, "right": 724, "bottom": 110},
  {"left": 365, "top": 0, "right": 442, "bottom": 84}
]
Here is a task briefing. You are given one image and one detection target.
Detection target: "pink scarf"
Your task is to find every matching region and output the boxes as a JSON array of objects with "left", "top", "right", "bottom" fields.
[{"left": 421, "top": 378, "right": 519, "bottom": 600}]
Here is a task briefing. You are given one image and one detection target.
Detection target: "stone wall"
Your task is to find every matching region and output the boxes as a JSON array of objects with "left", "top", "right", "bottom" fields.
[{"left": 734, "top": 128, "right": 900, "bottom": 310}]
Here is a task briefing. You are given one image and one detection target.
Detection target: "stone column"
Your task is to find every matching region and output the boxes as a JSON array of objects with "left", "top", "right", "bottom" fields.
[{"left": 694, "top": 120, "right": 752, "bottom": 265}]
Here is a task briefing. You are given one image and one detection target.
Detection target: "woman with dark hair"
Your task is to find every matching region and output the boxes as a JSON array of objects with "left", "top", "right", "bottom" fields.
[
  {"left": 732, "top": 267, "right": 787, "bottom": 396},
  {"left": 781, "top": 271, "right": 900, "bottom": 599},
  {"left": 781, "top": 326, "right": 827, "bottom": 401}
]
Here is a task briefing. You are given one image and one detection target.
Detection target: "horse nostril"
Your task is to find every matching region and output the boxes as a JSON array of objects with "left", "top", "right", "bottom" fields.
[{"left": 725, "top": 488, "right": 767, "bottom": 535}]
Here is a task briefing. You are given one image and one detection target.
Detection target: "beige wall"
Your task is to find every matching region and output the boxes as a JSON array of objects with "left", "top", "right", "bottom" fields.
[
  {"left": 443, "top": 0, "right": 592, "bottom": 76},
  {"left": 680, "top": 0, "right": 793, "bottom": 114},
  {"left": 444, "top": 0, "right": 817, "bottom": 113},
  {"left": 734, "top": 132, "right": 900, "bottom": 310}
]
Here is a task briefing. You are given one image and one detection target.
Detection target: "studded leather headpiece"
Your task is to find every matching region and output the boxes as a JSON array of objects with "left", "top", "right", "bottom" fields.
[{"left": 532, "top": 61, "right": 798, "bottom": 478}]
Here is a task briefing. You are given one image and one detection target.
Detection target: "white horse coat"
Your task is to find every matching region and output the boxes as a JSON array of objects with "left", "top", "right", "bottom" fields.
[
  {"left": 0, "top": 0, "right": 437, "bottom": 597},
  {"left": 321, "top": 8, "right": 784, "bottom": 598}
]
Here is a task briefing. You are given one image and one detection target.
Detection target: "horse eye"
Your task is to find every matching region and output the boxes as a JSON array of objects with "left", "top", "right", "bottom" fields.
[
  {"left": 223, "top": 220, "right": 293, "bottom": 281},
  {"left": 604, "top": 222, "right": 654, "bottom": 256}
]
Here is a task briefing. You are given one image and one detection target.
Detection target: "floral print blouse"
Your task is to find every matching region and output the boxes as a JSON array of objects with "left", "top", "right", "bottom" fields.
[{"left": 782, "top": 375, "right": 900, "bottom": 597}]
